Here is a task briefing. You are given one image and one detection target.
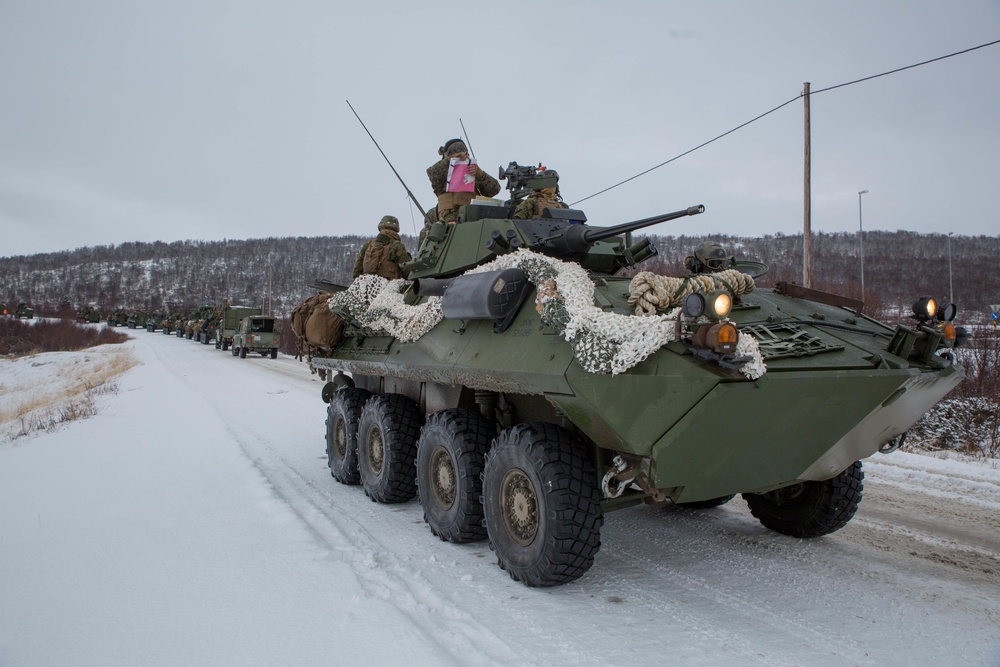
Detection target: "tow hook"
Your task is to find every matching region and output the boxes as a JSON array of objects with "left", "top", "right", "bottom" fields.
[
  {"left": 601, "top": 455, "right": 665, "bottom": 503},
  {"left": 602, "top": 456, "right": 635, "bottom": 498},
  {"left": 879, "top": 432, "right": 906, "bottom": 454}
]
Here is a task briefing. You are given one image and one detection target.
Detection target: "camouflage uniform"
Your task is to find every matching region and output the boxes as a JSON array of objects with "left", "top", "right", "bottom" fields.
[
  {"left": 353, "top": 216, "right": 413, "bottom": 280},
  {"left": 512, "top": 188, "right": 568, "bottom": 219},
  {"left": 426, "top": 139, "right": 500, "bottom": 223}
]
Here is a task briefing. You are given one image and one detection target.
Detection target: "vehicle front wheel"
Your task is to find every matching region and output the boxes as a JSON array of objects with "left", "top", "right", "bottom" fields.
[
  {"left": 239, "top": 346, "right": 246, "bottom": 358},
  {"left": 326, "top": 387, "right": 371, "bottom": 485},
  {"left": 482, "top": 422, "right": 603, "bottom": 587},
  {"left": 357, "top": 394, "right": 422, "bottom": 503},
  {"left": 742, "top": 461, "right": 864, "bottom": 538},
  {"left": 416, "top": 409, "right": 495, "bottom": 543}
]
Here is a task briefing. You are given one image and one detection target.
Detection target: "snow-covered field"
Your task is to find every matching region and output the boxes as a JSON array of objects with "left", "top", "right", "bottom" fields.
[{"left": 2, "top": 329, "right": 999, "bottom": 666}]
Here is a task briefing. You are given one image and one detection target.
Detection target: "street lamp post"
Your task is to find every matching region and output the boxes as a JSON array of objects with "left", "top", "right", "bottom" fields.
[
  {"left": 948, "top": 232, "right": 954, "bottom": 304},
  {"left": 858, "top": 190, "right": 869, "bottom": 301}
]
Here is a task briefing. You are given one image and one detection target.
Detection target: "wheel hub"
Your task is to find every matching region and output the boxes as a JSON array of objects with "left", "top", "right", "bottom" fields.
[
  {"left": 366, "top": 428, "right": 384, "bottom": 476},
  {"left": 429, "top": 446, "right": 456, "bottom": 510},
  {"left": 334, "top": 418, "right": 347, "bottom": 459},
  {"left": 500, "top": 468, "right": 538, "bottom": 547}
]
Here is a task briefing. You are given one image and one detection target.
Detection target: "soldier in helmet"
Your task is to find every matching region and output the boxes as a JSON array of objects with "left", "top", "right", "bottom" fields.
[
  {"left": 512, "top": 169, "right": 568, "bottom": 219},
  {"left": 426, "top": 138, "right": 501, "bottom": 223},
  {"left": 353, "top": 215, "right": 413, "bottom": 280},
  {"left": 685, "top": 241, "right": 733, "bottom": 274}
]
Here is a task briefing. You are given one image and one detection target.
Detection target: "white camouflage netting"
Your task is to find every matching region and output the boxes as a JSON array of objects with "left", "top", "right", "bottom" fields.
[{"left": 328, "top": 249, "right": 766, "bottom": 379}]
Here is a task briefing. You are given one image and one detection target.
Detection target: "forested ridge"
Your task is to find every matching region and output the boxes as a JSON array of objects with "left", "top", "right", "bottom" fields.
[{"left": 2, "top": 230, "right": 997, "bottom": 322}]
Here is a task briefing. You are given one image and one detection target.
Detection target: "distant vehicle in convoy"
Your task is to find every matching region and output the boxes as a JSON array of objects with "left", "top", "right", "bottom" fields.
[
  {"left": 232, "top": 315, "right": 280, "bottom": 359},
  {"left": 13, "top": 302, "right": 34, "bottom": 319},
  {"left": 127, "top": 311, "right": 149, "bottom": 329},
  {"left": 146, "top": 313, "right": 167, "bottom": 332},
  {"left": 215, "top": 305, "right": 262, "bottom": 351},
  {"left": 108, "top": 308, "right": 129, "bottom": 327},
  {"left": 308, "top": 164, "right": 966, "bottom": 587},
  {"left": 76, "top": 305, "right": 102, "bottom": 323}
]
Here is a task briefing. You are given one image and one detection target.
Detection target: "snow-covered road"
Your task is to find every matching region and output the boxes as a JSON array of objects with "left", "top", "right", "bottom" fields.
[{"left": 2, "top": 329, "right": 999, "bottom": 666}]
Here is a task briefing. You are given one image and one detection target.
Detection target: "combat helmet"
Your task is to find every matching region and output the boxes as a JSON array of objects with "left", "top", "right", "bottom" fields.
[
  {"left": 378, "top": 215, "right": 400, "bottom": 232},
  {"left": 686, "top": 241, "right": 731, "bottom": 273}
]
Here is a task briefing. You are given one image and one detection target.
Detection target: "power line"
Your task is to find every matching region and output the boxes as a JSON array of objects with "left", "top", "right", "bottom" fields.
[{"left": 571, "top": 38, "right": 1000, "bottom": 207}]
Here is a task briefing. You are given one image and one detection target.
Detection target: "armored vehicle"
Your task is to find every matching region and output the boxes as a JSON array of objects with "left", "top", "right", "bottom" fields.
[
  {"left": 310, "top": 163, "right": 965, "bottom": 587},
  {"left": 232, "top": 315, "right": 280, "bottom": 359},
  {"left": 215, "top": 305, "right": 263, "bottom": 351},
  {"left": 146, "top": 313, "right": 167, "bottom": 332},
  {"left": 127, "top": 311, "right": 149, "bottom": 329},
  {"left": 108, "top": 308, "right": 129, "bottom": 327},
  {"left": 76, "top": 305, "right": 101, "bottom": 323}
]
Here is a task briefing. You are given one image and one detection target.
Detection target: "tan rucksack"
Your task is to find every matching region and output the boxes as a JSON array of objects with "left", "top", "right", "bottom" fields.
[{"left": 291, "top": 292, "right": 345, "bottom": 360}]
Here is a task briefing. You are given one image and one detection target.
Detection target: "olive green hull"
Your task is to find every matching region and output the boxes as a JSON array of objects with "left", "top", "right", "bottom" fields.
[{"left": 314, "top": 284, "right": 962, "bottom": 504}]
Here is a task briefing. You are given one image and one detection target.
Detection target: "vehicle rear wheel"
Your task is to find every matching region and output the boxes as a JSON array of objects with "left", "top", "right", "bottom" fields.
[
  {"left": 270, "top": 348, "right": 277, "bottom": 359},
  {"left": 357, "top": 394, "right": 422, "bottom": 503},
  {"left": 742, "top": 461, "right": 864, "bottom": 538},
  {"left": 416, "top": 409, "right": 495, "bottom": 543},
  {"left": 239, "top": 346, "right": 247, "bottom": 358},
  {"left": 482, "top": 422, "right": 603, "bottom": 587},
  {"left": 674, "top": 494, "right": 736, "bottom": 509},
  {"left": 326, "top": 387, "right": 371, "bottom": 485},
  {"left": 222, "top": 340, "right": 229, "bottom": 351}
]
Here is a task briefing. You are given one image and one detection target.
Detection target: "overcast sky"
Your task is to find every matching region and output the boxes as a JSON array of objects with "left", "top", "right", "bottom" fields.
[{"left": 1, "top": 1, "right": 998, "bottom": 258}]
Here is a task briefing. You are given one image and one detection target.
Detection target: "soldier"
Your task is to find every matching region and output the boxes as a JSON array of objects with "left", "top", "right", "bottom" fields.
[
  {"left": 353, "top": 215, "right": 413, "bottom": 280},
  {"left": 685, "top": 241, "right": 733, "bottom": 274},
  {"left": 512, "top": 169, "right": 568, "bottom": 219},
  {"left": 426, "top": 138, "right": 500, "bottom": 223}
]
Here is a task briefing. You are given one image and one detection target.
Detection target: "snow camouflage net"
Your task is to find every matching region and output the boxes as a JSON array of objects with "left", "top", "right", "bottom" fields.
[{"left": 328, "top": 249, "right": 765, "bottom": 379}]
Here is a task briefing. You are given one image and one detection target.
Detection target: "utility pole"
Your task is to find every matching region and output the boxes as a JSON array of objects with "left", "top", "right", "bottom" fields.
[
  {"left": 858, "top": 190, "right": 868, "bottom": 302},
  {"left": 803, "top": 82, "right": 812, "bottom": 288}
]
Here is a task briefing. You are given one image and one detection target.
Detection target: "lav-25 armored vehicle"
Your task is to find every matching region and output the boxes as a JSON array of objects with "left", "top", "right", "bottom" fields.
[{"left": 310, "top": 163, "right": 965, "bottom": 587}]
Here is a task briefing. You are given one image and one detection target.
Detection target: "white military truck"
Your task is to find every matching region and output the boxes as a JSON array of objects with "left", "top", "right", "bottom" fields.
[{"left": 231, "top": 315, "right": 280, "bottom": 359}]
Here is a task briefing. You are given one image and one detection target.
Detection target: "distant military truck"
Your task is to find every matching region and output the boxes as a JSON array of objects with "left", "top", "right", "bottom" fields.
[
  {"left": 231, "top": 315, "right": 280, "bottom": 359},
  {"left": 215, "top": 305, "right": 262, "bottom": 351},
  {"left": 14, "top": 302, "right": 34, "bottom": 319}
]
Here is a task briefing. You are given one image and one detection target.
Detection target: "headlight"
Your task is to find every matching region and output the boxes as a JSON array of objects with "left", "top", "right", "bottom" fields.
[
  {"left": 683, "top": 290, "right": 732, "bottom": 320},
  {"left": 682, "top": 293, "right": 706, "bottom": 318},
  {"left": 708, "top": 291, "right": 732, "bottom": 319},
  {"left": 912, "top": 296, "right": 937, "bottom": 321}
]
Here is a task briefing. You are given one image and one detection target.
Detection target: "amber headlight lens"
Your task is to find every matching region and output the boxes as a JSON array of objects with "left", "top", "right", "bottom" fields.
[
  {"left": 707, "top": 322, "right": 739, "bottom": 354},
  {"left": 708, "top": 291, "right": 732, "bottom": 319}
]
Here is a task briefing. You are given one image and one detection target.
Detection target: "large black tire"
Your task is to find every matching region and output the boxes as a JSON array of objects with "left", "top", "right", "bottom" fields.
[
  {"left": 326, "top": 387, "right": 371, "bottom": 485},
  {"left": 222, "top": 340, "right": 230, "bottom": 351},
  {"left": 742, "top": 461, "right": 864, "bottom": 538},
  {"left": 416, "top": 409, "right": 495, "bottom": 543},
  {"left": 674, "top": 494, "right": 736, "bottom": 510},
  {"left": 239, "top": 346, "right": 247, "bottom": 359},
  {"left": 482, "top": 422, "right": 603, "bottom": 587},
  {"left": 270, "top": 348, "right": 277, "bottom": 359},
  {"left": 357, "top": 394, "right": 422, "bottom": 503}
]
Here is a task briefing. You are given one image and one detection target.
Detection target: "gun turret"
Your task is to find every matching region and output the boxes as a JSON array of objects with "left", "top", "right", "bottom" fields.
[{"left": 526, "top": 205, "right": 704, "bottom": 257}]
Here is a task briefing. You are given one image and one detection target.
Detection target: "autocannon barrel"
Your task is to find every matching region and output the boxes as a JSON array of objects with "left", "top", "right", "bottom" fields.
[{"left": 582, "top": 205, "right": 705, "bottom": 244}]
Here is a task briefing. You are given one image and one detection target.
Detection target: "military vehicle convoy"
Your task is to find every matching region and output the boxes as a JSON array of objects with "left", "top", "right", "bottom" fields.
[
  {"left": 231, "top": 315, "right": 280, "bottom": 359},
  {"left": 308, "top": 163, "right": 965, "bottom": 587},
  {"left": 76, "top": 305, "right": 102, "bottom": 323},
  {"left": 215, "top": 305, "right": 262, "bottom": 351}
]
